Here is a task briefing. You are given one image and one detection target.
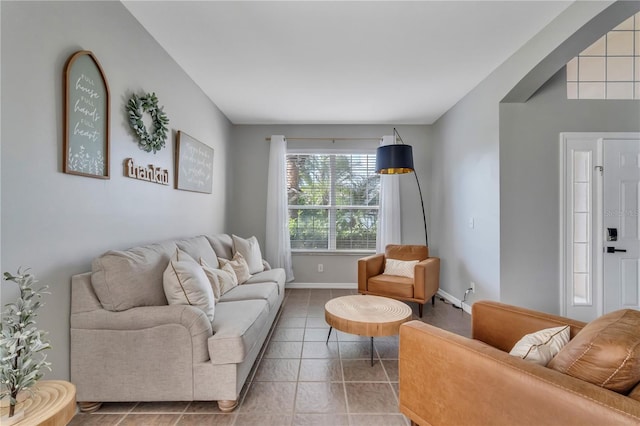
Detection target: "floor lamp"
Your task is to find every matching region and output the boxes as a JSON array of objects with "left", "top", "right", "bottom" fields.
[{"left": 375, "top": 128, "right": 429, "bottom": 247}]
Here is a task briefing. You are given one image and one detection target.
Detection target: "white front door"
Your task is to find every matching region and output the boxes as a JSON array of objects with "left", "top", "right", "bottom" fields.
[{"left": 603, "top": 139, "right": 640, "bottom": 313}]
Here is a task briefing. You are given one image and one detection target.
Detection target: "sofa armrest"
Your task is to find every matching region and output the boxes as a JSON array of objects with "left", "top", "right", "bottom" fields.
[
  {"left": 413, "top": 257, "right": 439, "bottom": 301},
  {"left": 71, "top": 304, "right": 212, "bottom": 336},
  {"left": 358, "top": 253, "right": 385, "bottom": 293},
  {"left": 472, "top": 300, "right": 586, "bottom": 352},
  {"left": 399, "top": 321, "right": 640, "bottom": 426}
]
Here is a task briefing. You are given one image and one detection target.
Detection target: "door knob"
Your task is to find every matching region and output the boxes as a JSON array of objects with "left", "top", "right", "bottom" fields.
[{"left": 606, "top": 247, "right": 627, "bottom": 253}]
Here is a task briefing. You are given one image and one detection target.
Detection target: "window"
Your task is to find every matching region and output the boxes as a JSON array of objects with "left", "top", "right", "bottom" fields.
[
  {"left": 567, "top": 12, "right": 640, "bottom": 99},
  {"left": 287, "top": 152, "right": 379, "bottom": 251}
]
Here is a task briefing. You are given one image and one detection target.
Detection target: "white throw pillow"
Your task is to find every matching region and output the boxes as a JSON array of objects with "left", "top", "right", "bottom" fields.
[
  {"left": 219, "top": 252, "right": 251, "bottom": 284},
  {"left": 201, "top": 258, "right": 238, "bottom": 296},
  {"left": 383, "top": 258, "right": 419, "bottom": 279},
  {"left": 509, "top": 325, "right": 570, "bottom": 366},
  {"left": 232, "top": 234, "right": 264, "bottom": 275},
  {"left": 163, "top": 249, "right": 215, "bottom": 321}
]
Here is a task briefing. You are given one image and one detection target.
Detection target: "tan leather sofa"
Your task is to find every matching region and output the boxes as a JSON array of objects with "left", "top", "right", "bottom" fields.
[
  {"left": 399, "top": 300, "right": 640, "bottom": 426},
  {"left": 358, "top": 244, "right": 439, "bottom": 317}
]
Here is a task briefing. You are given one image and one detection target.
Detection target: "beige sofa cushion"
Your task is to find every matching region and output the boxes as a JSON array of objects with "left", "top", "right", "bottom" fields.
[
  {"left": 209, "top": 299, "right": 269, "bottom": 364},
  {"left": 91, "top": 241, "right": 174, "bottom": 311},
  {"left": 219, "top": 283, "right": 280, "bottom": 311},
  {"left": 245, "top": 269, "right": 286, "bottom": 295},
  {"left": 207, "top": 234, "right": 234, "bottom": 260},
  {"left": 163, "top": 249, "right": 215, "bottom": 322},
  {"left": 548, "top": 309, "right": 640, "bottom": 393},
  {"left": 176, "top": 235, "right": 219, "bottom": 269}
]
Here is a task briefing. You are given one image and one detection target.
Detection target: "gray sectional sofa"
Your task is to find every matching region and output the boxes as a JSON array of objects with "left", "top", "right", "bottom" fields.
[{"left": 70, "top": 234, "right": 285, "bottom": 413}]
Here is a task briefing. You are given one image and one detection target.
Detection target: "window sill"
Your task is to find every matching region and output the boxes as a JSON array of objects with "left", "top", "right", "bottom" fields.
[{"left": 292, "top": 250, "right": 375, "bottom": 256}]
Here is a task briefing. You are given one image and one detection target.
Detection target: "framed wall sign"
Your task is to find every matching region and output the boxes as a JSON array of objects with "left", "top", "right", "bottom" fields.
[
  {"left": 63, "top": 50, "right": 110, "bottom": 179},
  {"left": 175, "top": 131, "right": 214, "bottom": 193}
]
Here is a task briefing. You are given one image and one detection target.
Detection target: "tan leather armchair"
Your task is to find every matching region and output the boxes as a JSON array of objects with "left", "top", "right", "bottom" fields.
[
  {"left": 399, "top": 301, "right": 640, "bottom": 426},
  {"left": 358, "top": 244, "right": 440, "bottom": 317}
]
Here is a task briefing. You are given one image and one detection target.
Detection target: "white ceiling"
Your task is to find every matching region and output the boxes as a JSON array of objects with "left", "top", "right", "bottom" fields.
[{"left": 123, "top": 1, "right": 573, "bottom": 125}]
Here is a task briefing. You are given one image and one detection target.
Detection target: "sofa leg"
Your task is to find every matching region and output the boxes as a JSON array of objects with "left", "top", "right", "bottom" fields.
[
  {"left": 78, "top": 402, "right": 102, "bottom": 413},
  {"left": 418, "top": 303, "right": 423, "bottom": 318},
  {"left": 217, "top": 399, "right": 238, "bottom": 412},
  {"left": 432, "top": 295, "right": 436, "bottom": 306}
]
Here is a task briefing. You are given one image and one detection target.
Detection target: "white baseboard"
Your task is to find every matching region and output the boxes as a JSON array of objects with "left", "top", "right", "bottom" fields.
[
  {"left": 285, "top": 283, "right": 472, "bottom": 314},
  {"left": 437, "top": 289, "right": 473, "bottom": 315},
  {"left": 285, "top": 282, "right": 358, "bottom": 289}
]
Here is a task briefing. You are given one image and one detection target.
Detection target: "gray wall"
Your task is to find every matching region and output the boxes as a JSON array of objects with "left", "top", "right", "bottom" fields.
[
  {"left": 230, "top": 125, "right": 431, "bottom": 284},
  {"left": 1, "top": 1, "right": 231, "bottom": 380},
  {"left": 429, "top": 1, "right": 612, "bottom": 305},
  {"left": 500, "top": 69, "right": 640, "bottom": 313}
]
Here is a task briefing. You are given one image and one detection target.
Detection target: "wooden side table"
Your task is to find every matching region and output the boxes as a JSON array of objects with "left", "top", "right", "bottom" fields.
[
  {"left": 325, "top": 294, "right": 412, "bottom": 365},
  {"left": 0, "top": 380, "right": 76, "bottom": 426}
]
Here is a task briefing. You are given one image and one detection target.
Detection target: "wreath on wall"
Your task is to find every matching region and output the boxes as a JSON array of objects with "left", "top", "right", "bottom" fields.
[{"left": 126, "top": 92, "right": 169, "bottom": 153}]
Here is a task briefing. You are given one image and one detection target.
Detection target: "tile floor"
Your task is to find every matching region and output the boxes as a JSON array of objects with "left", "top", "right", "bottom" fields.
[{"left": 69, "top": 288, "right": 471, "bottom": 426}]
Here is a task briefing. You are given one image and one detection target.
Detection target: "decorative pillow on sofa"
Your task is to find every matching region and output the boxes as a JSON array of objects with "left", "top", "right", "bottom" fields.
[
  {"left": 91, "top": 241, "right": 173, "bottom": 311},
  {"left": 176, "top": 235, "right": 219, "bottom": 269},
  {"left": 383, "top": 259, "right": 418, "bottom": 279},
  {"left": 509, "top": 325, "right": 570, "bottom": 366},
  {"left": 163, "top": 249, "right": 215, "bottom": 322},
  {"left": 200, "top": 258, "right": 238, "bottom": 297},
  {"left": 232, "top": 234, "right": 264, "bottom": 275},
  {"left": 219, "top": 252, "right": 251, "bottom": 284},
  {"left": 548, "top": 309, "right": 640, "bottom": 393}
]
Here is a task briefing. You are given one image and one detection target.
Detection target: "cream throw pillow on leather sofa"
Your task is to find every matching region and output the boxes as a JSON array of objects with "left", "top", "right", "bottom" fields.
[
  {"left": 163, "top": 248, "right": 215, "bottom": 321},
  {"left": 509, "top": 325, "right": 570, "bottom": 366}
]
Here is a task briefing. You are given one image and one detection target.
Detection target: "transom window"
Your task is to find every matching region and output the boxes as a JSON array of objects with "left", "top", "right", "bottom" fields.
[
  {"left": 567, "top": 12, "right": 640, "bottom": 99},
  {"left": 286, "top": 152, "right": 379, "bottom": 252}
]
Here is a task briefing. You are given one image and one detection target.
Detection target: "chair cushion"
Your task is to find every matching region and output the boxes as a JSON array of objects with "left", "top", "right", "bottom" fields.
[
  {"left": 91, "top": 241, "right": 175, "bottom": 311},
  {"left": 383, "top": 258, "right": 418, "bottom": 279},
  {"left": 219, "top": 283, "right": 280, "bottom": 311},
  {"left": 209, "top": 299, "right": 269, "bottom": 364},
  {"left": 368, "top": 275, "right": 414, "bottom": 298},
  {"left": 385, "top": 244, "right": 428, "bottom": 261},
  {"left": 548, "top": 309, "right": 640, "bottom": 393},
  {"left": 176, "top": 235, "right": 219, "bottom": 269}
]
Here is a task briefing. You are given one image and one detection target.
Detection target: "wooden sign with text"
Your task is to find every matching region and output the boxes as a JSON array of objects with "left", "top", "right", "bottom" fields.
[
  {"left": 63, "top": 50, "right": 110, "bottom": 179},
  {"left": 124, "top": 158, "right": 169, "bottom": 185}
]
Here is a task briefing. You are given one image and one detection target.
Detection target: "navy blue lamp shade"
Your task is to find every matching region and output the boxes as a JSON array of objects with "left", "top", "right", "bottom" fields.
[{"left": 376, "top": 144, "right": 415, "bottom": 174}]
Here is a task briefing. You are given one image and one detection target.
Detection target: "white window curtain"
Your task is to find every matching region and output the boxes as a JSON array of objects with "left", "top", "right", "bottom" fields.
[
  {"left": 266, "top": 135, "right": 294, "bottom": 282},
  {"left": 376, "top": 135, "right": 401, "bottom": 253}
]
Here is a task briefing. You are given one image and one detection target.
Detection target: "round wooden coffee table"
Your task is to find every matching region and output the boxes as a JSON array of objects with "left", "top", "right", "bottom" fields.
[{"left": 325, "top": 295, "right": 412, "bottom": 365}]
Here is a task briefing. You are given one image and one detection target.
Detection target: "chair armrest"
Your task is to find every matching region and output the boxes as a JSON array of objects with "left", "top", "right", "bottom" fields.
[
  {"left": 413, "top": 257, "right": 439, "bottom": 301},
  {"left": 399, "top": 321, "right": 640, "bottom": 426},
  {"left": 472, "top": 300, "right": 586, "bottom": 352},
  {"left": 70, "top": 304, "right": 212, "bottom": 338},
  {"left": 357, "top": 253, "right": 385, "bottom": 293}
]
